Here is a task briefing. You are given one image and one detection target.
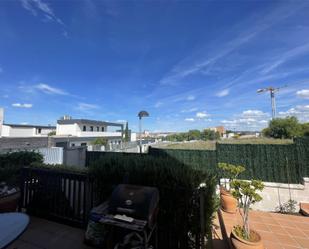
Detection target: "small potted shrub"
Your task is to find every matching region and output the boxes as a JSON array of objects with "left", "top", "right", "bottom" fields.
[
  {"left": 218, "top": 163, "right": 245, "bottom": 213},
  {"left": 230, "top": 179, "right": 265, "bottom": 249}
]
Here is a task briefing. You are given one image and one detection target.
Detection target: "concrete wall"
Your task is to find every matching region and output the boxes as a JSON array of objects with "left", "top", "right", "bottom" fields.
[
  {"left": 0, "top": 137, "right": 50, "bottom": 150},
  {"left": 219, "top": 177, "right": 309, "bottom": 213},
  {"left": 252, "top": 177, "right": 309, "bottom": 212},
  {"left": 64, "top": 147, "right": 86, "bottom": 168}
]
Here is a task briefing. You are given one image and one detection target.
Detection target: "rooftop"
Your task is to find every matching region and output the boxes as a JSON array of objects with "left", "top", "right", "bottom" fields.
[{"left": 57, "top": 119, "right": 123, "bottom": 127}]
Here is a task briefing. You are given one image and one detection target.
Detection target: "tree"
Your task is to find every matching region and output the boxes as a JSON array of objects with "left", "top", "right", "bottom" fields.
[
  {"left": 201, "top": 129, "right": 220, "bottom": 141},
  {"left": 262, "top": 116, "right": 303, "bottom": 139},
  {"left": 91, "top": 138, "right": 108, "bottom": 146},
  {"left": 301, "top": 123, "right": 309, "bottom": 137},
  {"left": 187, "top": 130, "right": 201, "bottom": 140},
  {"left": 124, "top": 122, "right": 130, "bottom": 142}
]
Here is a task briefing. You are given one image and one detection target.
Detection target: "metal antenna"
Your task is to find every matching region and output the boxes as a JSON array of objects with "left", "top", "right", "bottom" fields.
[{"left": 257, "top": 85, "right": 287, "bottom": 119}]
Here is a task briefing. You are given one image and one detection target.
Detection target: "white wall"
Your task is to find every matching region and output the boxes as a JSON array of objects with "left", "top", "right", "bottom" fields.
[
  {"left": 252, "top": 178, "right": 309, "bottom": 212},
  {"left": 56, "top": 123, "right": 79, "bottom": 136},
  {"left": 131, "top": 132, "right": 137, "bottom": 141},
  {"left": 1, "top": 125, "right": 35, "bottom": 137},
  {"left": 1, "top": 125, "right": 55, "bottom": 137},
  {"left": 219, "top": 177, "right": 309, "bottom": 213}
]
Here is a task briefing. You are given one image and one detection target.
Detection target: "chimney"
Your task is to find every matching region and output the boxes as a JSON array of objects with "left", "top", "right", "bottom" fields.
[{"left": 0, "top": 108, "right": 4, "bottom": 137}]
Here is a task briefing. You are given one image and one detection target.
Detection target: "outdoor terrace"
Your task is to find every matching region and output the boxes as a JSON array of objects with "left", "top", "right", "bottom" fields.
[
  {"left": 7, "top": 216, "right": 92, "bottom": 249},
  {"left": 213, "top": 209, "right": 309, "bottom": 249}
]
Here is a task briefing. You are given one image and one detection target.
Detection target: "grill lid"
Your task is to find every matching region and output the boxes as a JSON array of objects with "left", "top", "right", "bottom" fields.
[{"left": 108, "top": 184, "right": 159, "bottom": 221}]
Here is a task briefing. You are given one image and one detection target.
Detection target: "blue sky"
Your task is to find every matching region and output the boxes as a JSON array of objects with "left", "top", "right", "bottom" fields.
[{"left": 0, "top": 0, "right": 309, "bottom": 132}]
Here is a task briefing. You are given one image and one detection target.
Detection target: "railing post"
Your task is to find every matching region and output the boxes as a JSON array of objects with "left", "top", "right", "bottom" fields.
[{"left": 18, "top": 167, "right": 26, "bottom": 212}]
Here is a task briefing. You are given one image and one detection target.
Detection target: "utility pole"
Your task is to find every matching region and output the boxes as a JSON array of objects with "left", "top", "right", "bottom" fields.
[{"left": 257, "top": 85, "right": 287, "bottom": 119}]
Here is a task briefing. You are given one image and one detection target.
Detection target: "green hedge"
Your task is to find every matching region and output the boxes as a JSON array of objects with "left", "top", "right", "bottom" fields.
[
  {"left": 216, "top": 143, "right": 300, "bottom": 183},
  {"left": 0, "top": 151, "right": 43, "bottom": 185},
  {"left": 295, "top": 137, "right": 309, "bottom": 178},
  {"left": 88, "top": 153, "right": 217, "bottom": 249}
]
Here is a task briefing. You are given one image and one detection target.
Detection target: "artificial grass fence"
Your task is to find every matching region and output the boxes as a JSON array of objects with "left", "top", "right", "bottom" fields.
[
  {"left": 89, "top": 153, "right": 217, "bottom": 249},
  {"left": 20, "top": 154, "right": 217, "bottom": 249}
]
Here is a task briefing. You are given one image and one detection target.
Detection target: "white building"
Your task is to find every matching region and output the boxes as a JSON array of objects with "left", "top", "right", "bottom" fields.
[
  {"left": 0, "top": 108, "right": 55, "bottom": 137},
  {"left": 55, "top": 118, "right": 124, "bottom": 147},
  {"left": 1, "top": 124, "right": 55, "bottom": 137}
]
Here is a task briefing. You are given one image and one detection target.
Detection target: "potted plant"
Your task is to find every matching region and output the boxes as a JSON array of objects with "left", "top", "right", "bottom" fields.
[
  {"left": 218, "top": 163, "right": 245, "bottom": 213},
  {"left": 230, "top": 179, "right": 265, "bottom": 249}
]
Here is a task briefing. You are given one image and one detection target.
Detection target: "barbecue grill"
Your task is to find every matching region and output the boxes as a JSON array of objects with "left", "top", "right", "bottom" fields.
[
  {"left": 89, "top": 184, "right": 160, "bottom": 249},
  {"left": 109, "top": 184, "right": 159, "bottom": 228}
]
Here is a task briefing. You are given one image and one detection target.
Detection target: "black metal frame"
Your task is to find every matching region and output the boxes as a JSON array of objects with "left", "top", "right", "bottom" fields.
[{"left": 19, "top": 167, "right": 95, "bottom": 227}]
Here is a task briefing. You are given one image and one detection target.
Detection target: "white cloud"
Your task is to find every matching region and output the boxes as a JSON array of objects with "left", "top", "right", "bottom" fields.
[
  {"left": 154, "top": 101, "right": 163, "bottom": 108},
  {"left": 20, "top": 0, "right": 67, "bottom": 37},
  {"left": 185, "top": 118, "right": 195, "bottom": 122},
  {"left": 76, "top": 103, "right": 99, "bottom": 111},
  {"left": 216, "top": 89, "right": 229, "bottom": 97},
  {"left": 196, "top": 112, "right": 210, "bottom": 118},
  {"left": 261, "top": 42, "right": 309, "bottom": 74},
  {"left": 278, "top": 105, "right": 309, "bottom": 122},
  {"left": 12, "top": 103, "right": 33, "bottom": 108},
  {"left": 35, "top": 83, "right": 68, "bottom": 95},
  {"left": 296, "top": 89, "right": 309, "bottom": 99},
  {"left": 220, "top": 109, "right": 270, "bottom": 130},
  {"left": 20, "top": 0, "right": 64, "bottom": 26},
  {"left": 186, "top": 95, "right": 196, "bottom": 101},
  {"left": 181, "top": 107, "right": 198, "bottom": 113},
  {"left": 116, "top": 120, "right": 127, "bottom": 123}
]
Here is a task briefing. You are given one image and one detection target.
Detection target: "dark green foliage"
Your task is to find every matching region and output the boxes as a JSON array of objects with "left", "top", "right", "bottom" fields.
[
  {"left": 0, "top": 151, "right": 43, "bottom": 185},
  {"left": 88, "top": 139, "right": 309, "bottom": 184},
  {"left": 124, "top": 122, "right": 130, "bottom": 142},
  {"left": 91, "top": 137, "right": 108, "bottom": 146},
  {"left": 295, "top": 137, "right": 309, "bottom": 178},
  {"left": 88, "top": 153, "right": 217, "bottom": 249},
  {"left": 164, "top": 129, "right": 220, "bottom": 142},
  {"left": 217, "top": 143, "right": 302, "bottom": 183},
  {"left": 149, "top": 147, "right": 218, "bottom": 172},
  {"left": 201, "top": 129, "right": 220, "bottom": 141},
  {"left": 262, "top": 116, "right": 304, "bottom": 139}
]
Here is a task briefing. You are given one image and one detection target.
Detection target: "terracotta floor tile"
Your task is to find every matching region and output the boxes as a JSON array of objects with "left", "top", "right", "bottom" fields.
[
  {"left": 302, "top": 229, "right": 309, "bottom": 238},
  {"left": 251, "top": 222, "right": 271, "bottom": 232},
  {"left": 275, "top": 234, "right": 300, "bottom": 247},
  {"left": 293, "top": 237, "right": 309, "bottom": 248},
  {"left": 293, "top": 222, "right": 309, "bottom": 231},
  {"left": 284, "top": 227, "right": 307, "bottom": 238},
  {"left": 268, "top": 225, "right": 289, "bottom": 235},
  {"left": 283, "top": 246, "right": 302, "bottom": 249},
  {"left": 277, "top": 220, "right": 298, "bottom": 228},
  {"left": 264, "top": 241, "right": 284, "bottom": 249},
  {"left": 260, "top": 216, "right": 277, "bottom": 225},
  {"left": 258, "top": 231, "right": 278, "bottom": 242}
]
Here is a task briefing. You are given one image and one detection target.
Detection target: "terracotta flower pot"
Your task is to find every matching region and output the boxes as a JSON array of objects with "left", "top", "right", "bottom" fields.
[
  {"left": 220, "top": 187, "right": 237, "bottom": 213},
  {"left": 231, "top": 229, "right": 264, "bottom": 249},
  {"left": 0, "top": 190, "right": 20, "bottom": 213}
]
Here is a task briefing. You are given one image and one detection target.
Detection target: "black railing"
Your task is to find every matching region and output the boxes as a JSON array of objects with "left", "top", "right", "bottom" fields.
[{"left": 19, "top": 167, "right": 95, "bottom": 227}]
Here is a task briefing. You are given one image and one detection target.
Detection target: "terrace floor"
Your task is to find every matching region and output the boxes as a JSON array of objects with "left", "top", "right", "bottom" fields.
[
  {"left": 7, "top": 216, "right": 92, "bottom": 249},
  {"left": 216, "top": 209, "right": 309, "bottom": 249}
]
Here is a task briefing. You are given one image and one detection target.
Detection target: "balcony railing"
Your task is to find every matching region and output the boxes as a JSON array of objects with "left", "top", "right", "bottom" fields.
[{"left": 76, "top": 131, "right": 122, "bottom": 137}]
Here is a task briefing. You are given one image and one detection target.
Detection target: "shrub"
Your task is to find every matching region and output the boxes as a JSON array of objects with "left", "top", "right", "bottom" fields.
[
  {"left": 88, "top": 153, "right": 217, "bottom": 249},
  {"left": 0, "top": 151, "right": 43, "bottom": 185}
]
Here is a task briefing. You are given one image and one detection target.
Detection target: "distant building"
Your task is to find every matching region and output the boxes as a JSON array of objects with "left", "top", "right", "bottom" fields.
[
  {"left": 55, "top": 117, "right": 124, "bottom": 147},
  {"left": 0, "top": 108, "right": 55, "bottom": 137},
  {"left": 208, "top": 126, "right": 226, "bottom": 136}
]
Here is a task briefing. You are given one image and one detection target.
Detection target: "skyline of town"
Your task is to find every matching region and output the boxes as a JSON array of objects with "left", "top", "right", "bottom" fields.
[{"left": 0, "top": 1, "right": 309, "bottom": 132}]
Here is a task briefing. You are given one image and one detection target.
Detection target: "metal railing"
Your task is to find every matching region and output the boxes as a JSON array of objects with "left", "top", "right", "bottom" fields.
[{"left": 19, "top": 167, "right": 95, "bottom": 227}]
